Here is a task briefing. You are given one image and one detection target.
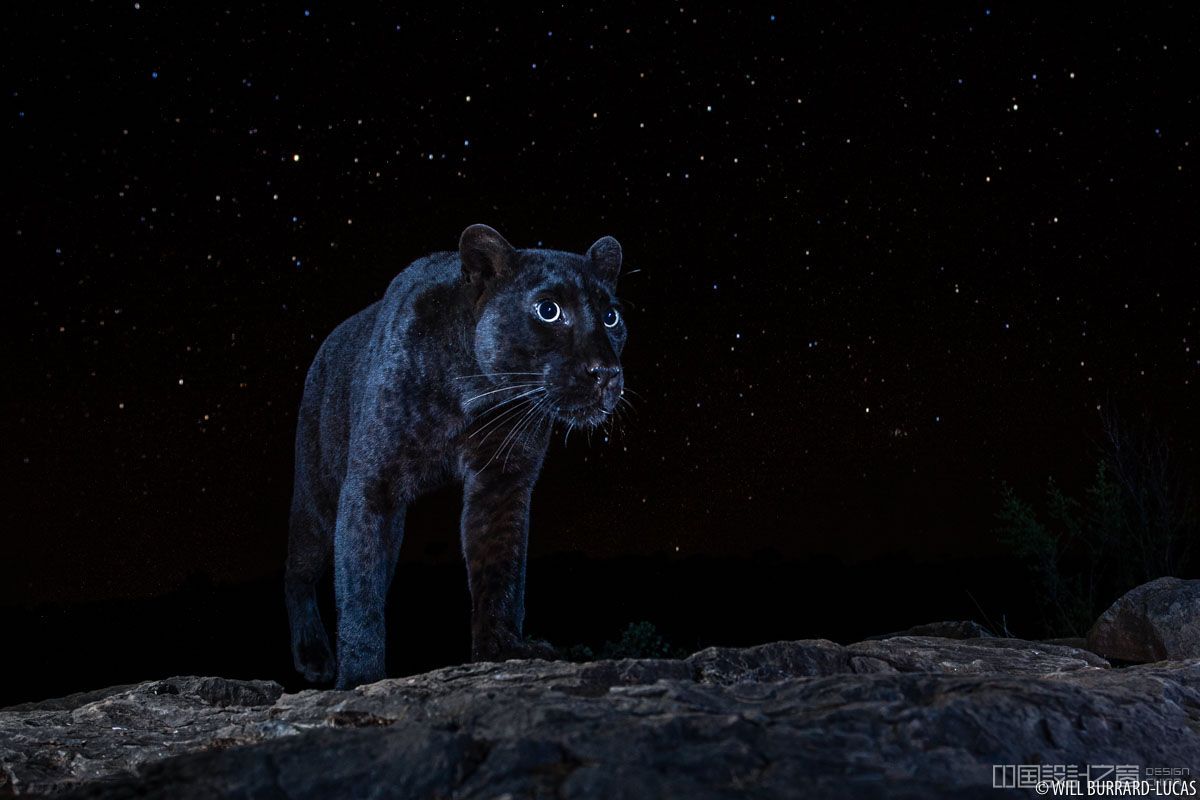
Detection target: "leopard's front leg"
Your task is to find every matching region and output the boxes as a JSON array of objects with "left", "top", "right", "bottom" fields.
[{"left": 460, "top": 465, "right": 556, "bottom": 661}]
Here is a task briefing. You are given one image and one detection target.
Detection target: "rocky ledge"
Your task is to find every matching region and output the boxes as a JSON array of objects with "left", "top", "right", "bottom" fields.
[{"left": 3, "top": 635, "right": 1198, "bottom": 799}]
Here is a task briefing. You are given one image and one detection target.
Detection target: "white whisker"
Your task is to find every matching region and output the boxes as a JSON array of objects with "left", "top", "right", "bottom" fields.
[
  {"left": 462, "top": 382, "right": 544, "bottom": 406},
  {"left": 482, "top": 397, "right": 546, "bottom": 473},
  {"left": 472, "top": 387, "right": 548, "bottom": 439},
  {"left": 453, "top": 371, "right": 543, "bottom": 380},
  {"left": 471, "top": 393, "right": 543, "bottom": 441},
  {"left": 512, "top": 400, "right": 553, "bottom": 469},
  {"left": 500, "top": 400, "right": 545, "bottom": 471},
  {"left": 469, "top": 389, "right": 544, "bottom": 423},
  {"left": 502, "top": 398, "right": 544, "bottom": 453}
]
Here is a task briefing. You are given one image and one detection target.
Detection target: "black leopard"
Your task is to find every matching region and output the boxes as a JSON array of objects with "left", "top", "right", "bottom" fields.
[{"left": 285, "top": 224, "right": 627, "bottom": 688}]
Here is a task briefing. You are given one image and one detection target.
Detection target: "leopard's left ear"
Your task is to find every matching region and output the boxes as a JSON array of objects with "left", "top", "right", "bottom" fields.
[
  {"left": 460, "top": 224, "right": 518, "bottom": 285},
  {"left": 587, "top": 235, "right": 622, "bottom": 286}
]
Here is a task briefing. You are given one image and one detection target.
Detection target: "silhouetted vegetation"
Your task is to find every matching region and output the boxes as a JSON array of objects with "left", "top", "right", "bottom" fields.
[
  {"left": 563, "top": 621, "right": 685, "bottom": 662},
  {"left": 997, "top": 410, "right": 1197, "bottom": 637},
  {"left": 600, "top": 621, "right": 686, "bottom": 659}
]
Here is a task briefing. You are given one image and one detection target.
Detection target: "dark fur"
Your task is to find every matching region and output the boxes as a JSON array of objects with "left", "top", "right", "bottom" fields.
[{"left": 285, "top": 225, "right": 626, "bottom": 688}]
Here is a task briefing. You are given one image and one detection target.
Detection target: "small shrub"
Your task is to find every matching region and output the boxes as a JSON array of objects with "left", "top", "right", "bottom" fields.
[
  {"left": 561, "top": 643, "right": 596, "bottom": 662},
  {"left": 599, "top": 621, "right": 683, "bottom": 660}
]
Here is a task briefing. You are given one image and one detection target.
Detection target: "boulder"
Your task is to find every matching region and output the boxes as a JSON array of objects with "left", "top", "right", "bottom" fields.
[
  {"left": 2, "top": 637, "right": 1195, "bottom": 799},
  {"left": 1087, "top": 577, "right": 1200, "bottom": 662}
]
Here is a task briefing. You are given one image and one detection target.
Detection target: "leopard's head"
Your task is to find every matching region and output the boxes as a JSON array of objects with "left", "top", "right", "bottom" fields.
[{"left": 461, "top": 224, "right": 626, "bottom": 429}]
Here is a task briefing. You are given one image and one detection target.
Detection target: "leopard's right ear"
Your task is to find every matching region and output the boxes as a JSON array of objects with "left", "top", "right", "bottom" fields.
[{"left": 459, "top": 224, "right": 517, "bottom": 284}]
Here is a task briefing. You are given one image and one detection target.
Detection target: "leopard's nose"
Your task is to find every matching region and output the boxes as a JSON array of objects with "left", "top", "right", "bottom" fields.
[{"left": 587, "top": 363, "right": 622, "bottom": 388}]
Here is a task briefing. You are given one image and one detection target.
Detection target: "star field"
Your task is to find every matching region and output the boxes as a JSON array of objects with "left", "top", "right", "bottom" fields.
[{"left": 5, "top": 4, "right": 1198, "bottom": 603}]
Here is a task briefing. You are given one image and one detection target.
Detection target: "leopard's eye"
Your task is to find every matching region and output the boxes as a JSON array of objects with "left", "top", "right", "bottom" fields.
[
  {"left": 535, "top": 300, "right": 561, "bottom": 323},
  {"left": 603, "top": 307, "right": 621, "bottom": 328}
]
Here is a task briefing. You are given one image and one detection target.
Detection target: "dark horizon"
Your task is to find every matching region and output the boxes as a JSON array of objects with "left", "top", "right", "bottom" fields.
[{"left": 6, "top": 3, "right": 1197, "bottom": 628}]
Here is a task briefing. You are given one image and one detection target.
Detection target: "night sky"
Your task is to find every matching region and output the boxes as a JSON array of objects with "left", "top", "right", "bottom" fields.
[{"left": 6, "top": 5, "right": 1198, "bottom": 608}]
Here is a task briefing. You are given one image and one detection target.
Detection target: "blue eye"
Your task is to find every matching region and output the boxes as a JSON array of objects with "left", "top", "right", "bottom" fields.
[
  {"left": 603, "top": 307, "right": 621, "bottom": 328},
  {"left": 535, "top": 300, "right": 561, "bottom": 322}
]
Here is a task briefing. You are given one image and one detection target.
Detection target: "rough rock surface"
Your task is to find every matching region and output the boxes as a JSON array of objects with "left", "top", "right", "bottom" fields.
[
  {"left": 868, "top": 619, "right": 995, "bottom": 640},
  {"left": 1087, "top": 577, "right": 1200, "bottom": 662},
  {"left": 2, "top": 637, "right": 1197, "bottom": 799}
]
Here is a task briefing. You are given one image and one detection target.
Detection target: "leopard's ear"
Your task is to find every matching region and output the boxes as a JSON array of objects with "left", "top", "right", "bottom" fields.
[
  {"left": 460, "top": 224, "right": 517, "bottom": 284},
  {"left": 587, "top": 235, "right": 622, "bottom": 286}
]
